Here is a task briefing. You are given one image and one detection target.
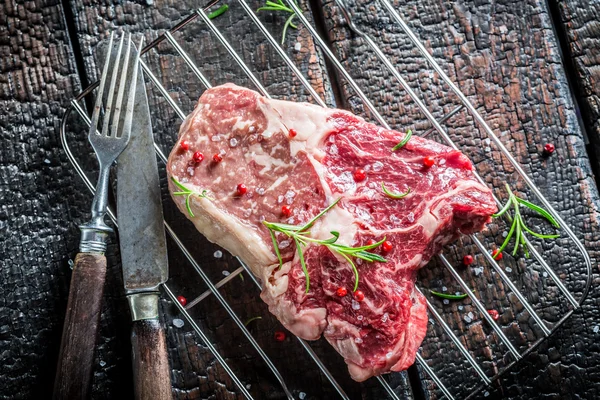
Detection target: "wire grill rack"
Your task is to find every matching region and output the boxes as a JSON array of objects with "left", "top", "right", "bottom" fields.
[{"left": 60, "top": 0, "right": 593, "bottom": 398}]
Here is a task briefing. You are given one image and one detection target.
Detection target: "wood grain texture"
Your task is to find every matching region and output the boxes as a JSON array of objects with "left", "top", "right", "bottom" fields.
[
  {"left": 317, "top": 0, "right": 600, "bottom": 398},
  {"left": 553, "top": 0, "right": 600, "bottom": 176},
  {"left": 53, "top": 253, "right": 107, "bottom": 400},
  {"left": 0, "top": 0, "right": 106, "bottom": 398},
  {"left": 131, "top": 319, "right": 172, "bottom": 400}
]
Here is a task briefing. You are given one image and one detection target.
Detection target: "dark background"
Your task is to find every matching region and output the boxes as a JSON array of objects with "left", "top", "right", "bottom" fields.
[{"left": 1, "top": 0, "right": 600, "bottom": 399}]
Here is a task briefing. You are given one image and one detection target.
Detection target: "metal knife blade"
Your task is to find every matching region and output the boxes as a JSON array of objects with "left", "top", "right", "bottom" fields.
[{"left": 116, "top": 44, "right": 168, "bottom": 294}]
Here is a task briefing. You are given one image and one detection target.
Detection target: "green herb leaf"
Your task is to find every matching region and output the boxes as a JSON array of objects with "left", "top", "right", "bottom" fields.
[
  {"left": 381, "top": 182, "right": 411, "bottom": 199},
  {"left": 268, "top": 229, "right": 283, "bottom": 267},
  {"left": 392, "top": 129, "right": 413, "bottom": 150},
  {"left": 492, "top": 184, "right": 560, "bottom": 258},
  {"left": 516, "top": 198, "right": 560, "bottom": 228},
  {"left": 207, "top": 4, "right": 229, "bottom": 19},
  {"left": 295, "top": 237, "right": 310, "bottom": 293},
  {"left": 171, "top": 177, "right": 212, "bottom": 218},
  {"left": 244, "top": 316, "right": 262, "bottom": 326},
  {"left": 321, "top": 231, "right": 340, "bottom": 245},
  {"left": 262, "top": 198, "right": 386, "bottom": 292},
  {"left": 430, "top": 290, "right": 468, "bottom": 300},
  {"left": 300, "top": 198, "right": 341, "bottom": 231},
  {"left": 257, "top": 0, "right": 300, "bottom": 43}
]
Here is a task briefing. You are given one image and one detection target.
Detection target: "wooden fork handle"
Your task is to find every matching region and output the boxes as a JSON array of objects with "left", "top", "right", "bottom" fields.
[{"left": 53, "top": 253, "right": 106, "bottom": 400}]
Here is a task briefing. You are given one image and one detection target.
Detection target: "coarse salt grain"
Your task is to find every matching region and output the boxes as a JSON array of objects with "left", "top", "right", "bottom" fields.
[
  {"left": 99, "top": 360, "right": 106, "bottom": 367},
  {"left": 355, "top": 337, "right": 363, "bottom": 344},
  {"left": 222, "top": 270, "right": 230, "bottom": 276},
  {"left": 352, "top": 300, "right": 361, "bottom": 310},
  {"left": 298, "top": 392, "right": 306, "bottom": 400},
  {"left": 468, "top": 312, "right": 475, "bottom": 319},
  {"left": 372, "top": 161, "right": 384, "bottom": 172},
  {"left": 294, "top": 42, "right": 302, "bottom": 51},
  {"left": 505, "top": 267, "right": 512, "bottom": 273},
  {"left": 257, "top": 187, "right": 265, "bottom": 195},
  {"left": 443, "top": 299, "right": 450, "bottom": 305},
  {"left": 278, "top": 240, "right": 290, "bottom": 249},
  {"left": 463, "top": 315, "right": 472, "bottom": 323},
  {"left": 594, "top": 326, "right": 600, "bottom": 333},
  {"left": 173, "top": 319, "right": 185, "bottom": 328},
  {"left": 442, "top": 286, "right": 447, "bottom": 292},
  {"left": 229, "top": 138, "right": 238, "bottom": 147},
  {"left": 386, "top": 352, "right": 393, "bottom": 359},
  {"left": 214, "top": 250, "right": 223, "bottom": 258},
  {"left": 211, "top": 135, "right": 222, "bottom": 142}
]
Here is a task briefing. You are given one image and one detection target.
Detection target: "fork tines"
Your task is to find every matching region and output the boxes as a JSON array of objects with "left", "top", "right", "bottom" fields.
[{"left": 89, "top": 32, "right": 143, "bottom": 143}]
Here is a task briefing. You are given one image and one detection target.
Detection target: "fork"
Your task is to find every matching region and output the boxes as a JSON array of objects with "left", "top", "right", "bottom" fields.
[{"left": 53, "top": 32, "right": 141, "bottom": 400}]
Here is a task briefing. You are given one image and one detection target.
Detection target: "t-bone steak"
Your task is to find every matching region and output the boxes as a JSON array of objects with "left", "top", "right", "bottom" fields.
[{"left": 166, "top": 83, "right": 497, "bottom": 381}]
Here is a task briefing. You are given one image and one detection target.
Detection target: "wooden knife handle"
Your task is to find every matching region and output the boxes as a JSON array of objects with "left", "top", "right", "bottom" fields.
[
  {"left": 53, "top": 253, "right": 107, "bottom": 400},
  {"left": 131, "top": 318, "right": 172, "bottom": 400}
]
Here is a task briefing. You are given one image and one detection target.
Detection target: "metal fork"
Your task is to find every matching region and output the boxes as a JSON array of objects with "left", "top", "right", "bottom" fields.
[{"left": 53, "top": 32, "right": 141, "bottom": 400}]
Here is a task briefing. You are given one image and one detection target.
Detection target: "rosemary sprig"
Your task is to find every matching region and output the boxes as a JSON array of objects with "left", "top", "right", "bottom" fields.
[
  {"left": 244, "top": 316, "right": 262, "bottom": 326},
  {"left": 492, "top": 184, "right": 560, "bottom": 259},
  {"left": 171, "top": 177, "right": 211, "bottom": 218},
  {"left": 263, "top": 198, "right": 387, "bottom": 293},
  {"left": 381, "top": 182, "right": 411, "bottom": 199},
  {"left": 430, "top": 290, "right": 468, "bottom": 300},
  {"left": 207, "top": 4, "right": 229, "bottom": 19},
  {"left": 257, "top": 0, "right": 299, "bottom": 44},
  {"left": 392, "top": 129, "right": 413, "bottom": 151}
]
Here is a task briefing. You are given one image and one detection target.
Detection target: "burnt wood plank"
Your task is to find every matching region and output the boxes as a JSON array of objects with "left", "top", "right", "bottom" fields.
[
  {"left": 65, "top": 0, "right": 414, "bottom": 399},
  {"left": 318, "top": 0, "right": 600, "bottom": 398},
  {"left": 0, "top": 0, "right": 110, "bottom": 397},
  {"left": 552, "top": 0, "right": 600, "bottom": 179}
]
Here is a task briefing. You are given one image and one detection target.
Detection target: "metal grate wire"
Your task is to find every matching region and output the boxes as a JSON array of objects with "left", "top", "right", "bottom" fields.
[{"left": 60, "top": 0, "right": 593, "bottom": 398}]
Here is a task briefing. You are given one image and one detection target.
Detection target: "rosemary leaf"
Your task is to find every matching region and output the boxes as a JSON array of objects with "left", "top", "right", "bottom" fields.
[
  {"left": 171, "top": 177, "right": 211, "bottom": 218},
  {"left": 263, "top": 198, "right": 385, "bottom": 293},
  {"left": 381, "top": 182, "right": 411, "bottom": 199},
  {"left": 430, "top": 290, "right": 468, "bottom": 300},
  {"left": 392, "top": 129, "right": 413, "bottom": 151},
  {"left": 516, "top": 198, "right": 560, "bottom": 228},
  {"left": 207, "top": 4, "right": 229, "bottom": 19},
  {"left": 295, "top": 237, "right": 310, "bottom": 293},
  {"left": 244, "top": 316, "right": 262, "bottom": 326},
  {"left": 492, "top": 184, "right": 560, "bottom": 258}
]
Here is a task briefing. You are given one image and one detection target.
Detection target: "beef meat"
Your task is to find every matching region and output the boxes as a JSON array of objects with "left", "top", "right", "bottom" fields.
[{"left": 166, "top": 83, "right": 497, "bottom": 381}]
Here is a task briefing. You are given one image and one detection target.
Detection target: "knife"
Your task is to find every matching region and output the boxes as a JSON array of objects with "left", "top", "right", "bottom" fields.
[{"left": 116, "top": 39, "right": 172, "bottom": 400}]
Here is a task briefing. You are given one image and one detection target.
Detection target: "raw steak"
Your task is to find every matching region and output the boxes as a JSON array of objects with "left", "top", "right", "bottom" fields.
[{"left": 167, "top": 83, "right": 497, "bottom": 381}]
